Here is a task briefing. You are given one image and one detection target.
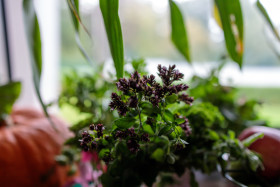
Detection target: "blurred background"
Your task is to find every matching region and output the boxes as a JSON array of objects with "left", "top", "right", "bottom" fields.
[{"left": 0, "top": 0, "right": 279, "bottom": 126}]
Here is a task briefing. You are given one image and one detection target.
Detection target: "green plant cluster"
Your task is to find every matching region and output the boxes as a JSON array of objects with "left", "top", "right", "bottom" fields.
[
  {"left": 74, "top": 65, "right": 264, "bottom": 187},
  {"left": 189, "top": 64, "right": 266, "bottom": 134},
  {"left": 79, "top": 65, "right": 194, "bottom": 186}
]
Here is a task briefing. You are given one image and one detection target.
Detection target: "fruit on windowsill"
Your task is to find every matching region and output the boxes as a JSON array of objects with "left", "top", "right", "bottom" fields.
[
  {"left": 239, "top": 126, "right": 280, "bottom": 179},
  {"left": 0, "top": 108, "right": 73, "bottom": 187}
]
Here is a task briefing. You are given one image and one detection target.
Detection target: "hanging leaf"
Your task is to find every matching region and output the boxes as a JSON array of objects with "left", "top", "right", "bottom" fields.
[
  {"left": 0, "top": 82, "right": 21, "bottom": 120},
  {"left": 100, "top": 0, "right": 124, "bottom": 79},
  {"left": 169, "top": 0, "right": 191, "bottom": 63},
  {"left": 22, "top": 0, "right": 56, "bottom": 130},
  {"left": 214, "top": 0, "right": 244, "bottom": 68},
  {"left": 22, "top": 0, "right": 42, "bottom": 78},
  {"left": 256, "top": 0, "right": 280, "bottom": 41},
  {"left": 66, "top": 0, "right": 93, "bottom": 65}
]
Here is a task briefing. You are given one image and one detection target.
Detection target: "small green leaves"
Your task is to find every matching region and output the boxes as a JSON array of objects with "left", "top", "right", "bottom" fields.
[
  {"left": 0, "top": 82, "right": 21, "bottom": 120},
  {"left": 114, "top": 117, "right": 136, "bottom": 129},
  {"left": 100, "top": 0, "right": 124, "bottom": 79},
  {"left": 214, "top": 0, "right": 244, "bottom": 68},
  {"left": 242, "top": 132, "right": 264, "bottom": 148},
  {"left": 169, "top": 0, "right": 191, "bottom": 62}
]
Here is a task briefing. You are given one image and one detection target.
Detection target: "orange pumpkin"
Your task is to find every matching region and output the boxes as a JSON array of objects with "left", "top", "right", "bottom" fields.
[{"left": 0, "top": 108, "right": 73, "bottom": 187}]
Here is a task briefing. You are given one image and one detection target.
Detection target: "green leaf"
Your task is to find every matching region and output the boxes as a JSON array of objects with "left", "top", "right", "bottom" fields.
[
  {"left": 165, "top": 94, "right": 178, "bottom": 104},
  {"left": 143, "top": 124, "right": 155, "bottom": 135},
  {"left": 98, "top": 148, "right": 110, "bottom": 159},
  {"left": 55, "top": 155, "right": 69, "bottom": 166},
  {"left": 169, "top": 0, "right": 191, "bottom": 62},
  {"left": 175, "top": 118, "right": 185, "bottom": 124},
  {"left": 0, "top": 82, "right": 21, "bottom": 119},
  {"left": 151, "top": 148, "right": 165, "bottom": 162},
  {"left": 114, "top": 117, "right": 136, "bottom": 129},
  {"left": 22, "top": 0, "right": 56, "bottom": 130},
  {"left": 100, "top": 0, "right": 124, "bottom": 79},
  {"left": 180, "top": 139, "right": 189, "bottom": 145},
  {"left": 159, "top": 125, "right": 173, "bottom": 136},
  {"left": 140, "top": 102, "right": 159, "bottom": 116},
  {"left": 163, "top": 109, "right": 174, "bottom": 122},
  {"left": 247, "top": 151, "right": 263, "bottom": 172},
  {"left": 167, "top": 154, "right": 175, "bottom": 164},
  {"left": 66, "top": 0, "right": 93, "bottom": 65},
  {"left": 22, "top": 0, "right": 42, "bottom": 78},
  {"left": 170, "top": 126, "right": 183, "bottom": 138},
  {"left": 214, "top": 0, "right": 244, "bottom": 68},
  {"left": 208, "top": 130, "right": 219, "bottom": 141},
  {"left": 242, "top": 132, "right": 264, "bottom": 148},
  {"left": 256, "top": 0, "right": 280, "bottom": 41}
]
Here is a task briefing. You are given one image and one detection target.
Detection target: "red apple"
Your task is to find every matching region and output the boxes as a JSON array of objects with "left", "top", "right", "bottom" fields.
[{"left": 239, "top": 126, "right": 280, "bottom": 179}]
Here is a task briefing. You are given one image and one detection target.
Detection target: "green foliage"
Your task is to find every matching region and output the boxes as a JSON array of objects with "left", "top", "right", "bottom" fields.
[
  {"left": 59, "top": 67, "right": 116, "bottom": 126},
  {"left": 100, "top": 0, "right": 124, "bottom": 79},
  {"left": 173, "top": 102, "right": 263, "bottom": 186},
  {"left": 214, "top": 0, "right": 244, "bottom": 67},
  {"left": 169, "top": 0, "right": 191, "bottom": 62},
  {"left": 189, "top": 64, "right": 266, "bottom": 134},
  {"left": 0, "top": 82, "right": 21, "bottom": 121}
]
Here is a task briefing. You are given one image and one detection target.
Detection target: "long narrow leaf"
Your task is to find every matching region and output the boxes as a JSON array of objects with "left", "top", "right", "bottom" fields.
[
  {"left": 22, "top": 0, "right": 42, "bottom": 77},
  {"left": 22, "top": 0, "right": 56, "bottom": 130},
  {"left": 100, "top": 0, "right": 124, "bottom": 79},
  {"left": 169, "top": 0, "right": 191, "bottom": 63},
  {"left": 256, "top": 0, "right": 280, "bottom": 41},
  {"left": 66, "top": 0, "right": 93, "bottom": 65},
  {"left": 214, "top": 0, "right": 244, "bottom": 68}
]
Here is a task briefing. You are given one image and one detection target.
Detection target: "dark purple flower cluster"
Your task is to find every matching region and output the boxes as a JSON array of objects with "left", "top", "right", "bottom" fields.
[
  {"left": 157, "top": 65, "right": 184, "bottom": 86},
  {"left": 89, "top": 123, "right": 104, "bottom": 138},
  {"left": 80, "top": 131, "right": 93, "bottom": 151},
  {"left": 111, "top": 64, "right": 193, "bottom": 110},
  {"left": 175, "top": 143, "right": 184, "bottom": 151},
  {"left": 179, "top": 117, "right": 192, "bottom": 136},
  {"left": 109, "top": 93, "right": 128, "bottom": 116},
  {"left": 127, "top": 139, "right": 140, "bottom": 154},
  {"left": 114, "top": 128, "right": 150, "bottom": 154},
  {"left": 179, "top": 93, "right": 194, "bottom": 105},
  {"left": 146, "top": 117, "right": 155, "bottom": 126},
  {"left": 141, "top": 133, "right": 150, "bottom": 142}
]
